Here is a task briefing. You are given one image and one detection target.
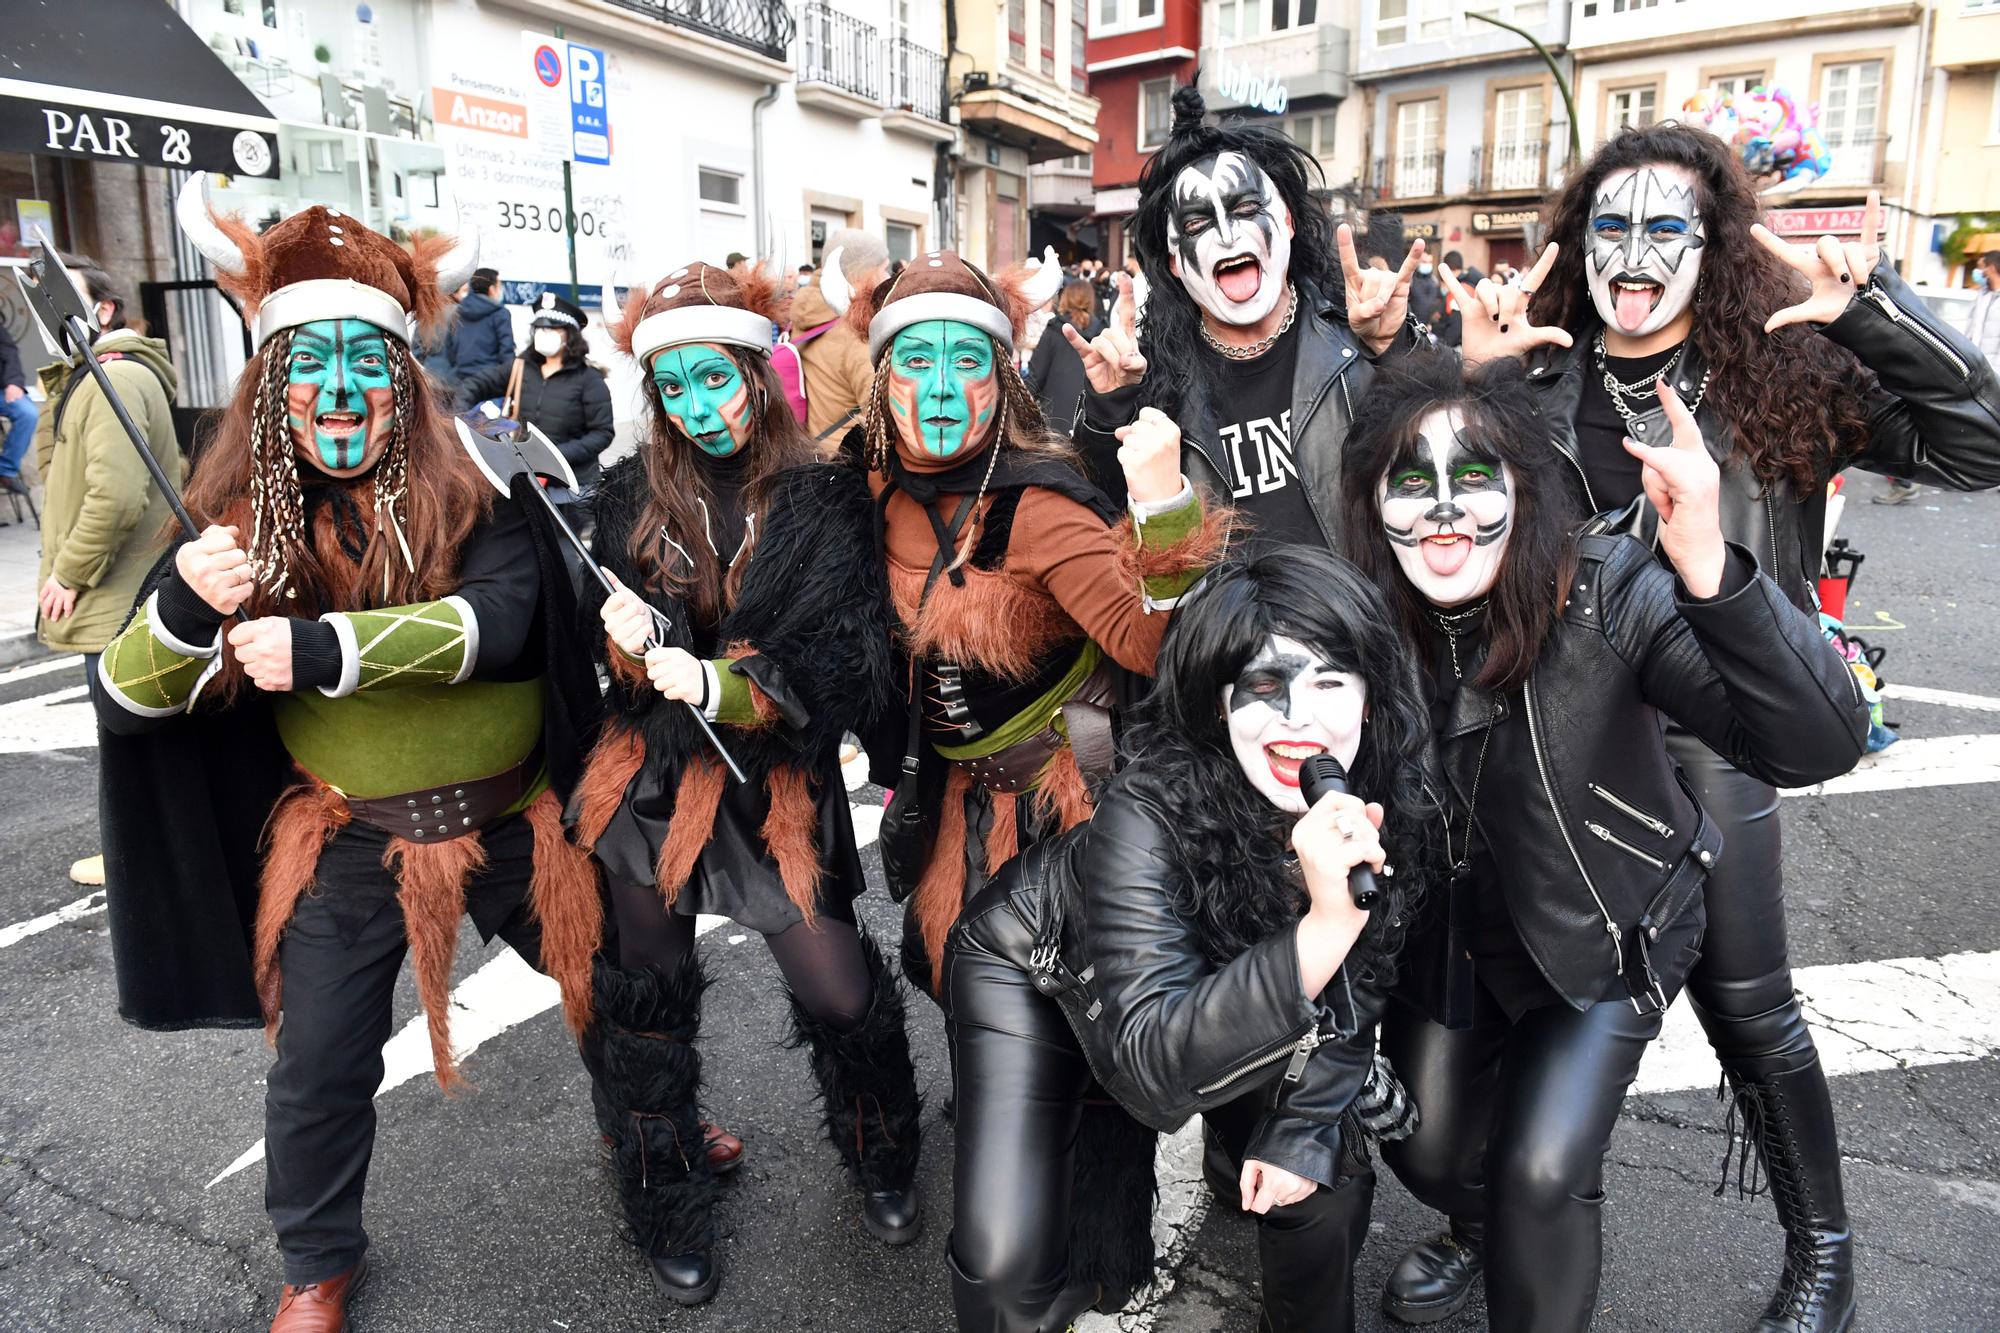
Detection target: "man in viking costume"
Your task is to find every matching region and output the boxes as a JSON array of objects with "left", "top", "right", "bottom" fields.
[{"left": 92, "top": 176, "right": 603, "bottom": 1332}]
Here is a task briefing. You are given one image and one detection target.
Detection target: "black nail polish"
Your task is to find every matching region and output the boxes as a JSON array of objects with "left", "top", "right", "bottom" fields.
[
  {"left": 1492, "top": 312, "right": 1499, "bottom": 321},
  {"left": 1840, "top": 274, "right": 1851, "bottom": 283},
  {"left": 1500, "top": 324, "right": 1510, "bottom": 333}
]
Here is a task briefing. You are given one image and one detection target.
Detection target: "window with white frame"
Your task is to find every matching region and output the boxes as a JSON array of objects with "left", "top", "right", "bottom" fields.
[
  {"left": 1286, "top": 110, "right": 1339, "bottom": 159},
  {"left": 1511, "top": 0, "right": 1548, "bottom": 20},
  {"left": 1375, "top": 0, "right": 1407, "bottom": 45},
  {"left": 886, "top": 221, "right": 919, "bottom": 262},
  {"left": 1270, "top": 0, "right": 1318, "bottom": 31},
  {"left": 698, "top": 167, "right": 744, "bottom": 211},
  {"left": 1491, "top": 85, "right": 1545, "bottom": 190},
  {"left": 1989, "top": 73, "right": 2000, "bottom": 143},
  {"left": 1139, "top": 77, "right": 1173, "bottom": 150},
  {"left": 1708, "top": 70, "right": 1765, "bottom": 101},
  {"left": 1072, "top": 0, "right": 1088, "bottom": 90},
  {"left": 1820, "top": 59, "right": 1884, "bottom": 184},
  {"left": 1417, "top": 0, "right": 1450, "bottom": 38},
  {"left": 1607, "top": 84, "right": 1658, "bottom": 132},
  {"left": 1394, "top": 97, "right": 1441, "bottom": 197},
  {"left": 1093, "top": 0, "right": 1159, "bottom": 35}
]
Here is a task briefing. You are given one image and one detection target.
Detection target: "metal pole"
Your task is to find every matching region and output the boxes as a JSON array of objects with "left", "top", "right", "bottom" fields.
[
  {"left": 65, "top": 315, "right": 198, "bottom": 538},
  {"left": 555, "top": 23, "right": 581, "bottom": 300},
  {"left": 1467, "top": 12, "right": 1582, "bottom": 168}
]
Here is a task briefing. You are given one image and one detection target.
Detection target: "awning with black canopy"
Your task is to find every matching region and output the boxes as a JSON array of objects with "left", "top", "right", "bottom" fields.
[{"left": 0, "top": 0, "right": 280, "bottom": 178}]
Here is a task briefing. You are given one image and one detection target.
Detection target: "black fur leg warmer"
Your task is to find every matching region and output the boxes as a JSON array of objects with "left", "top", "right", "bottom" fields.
[
  {"left": 584, "top": 955, "right": 718, "bottom": 1260},
  {"left": 1068, "top": 1099, "right": 1159, "bottom": 1301},
  {"left": 786, "top": 932, "right": 925, "bottom": 1193}
]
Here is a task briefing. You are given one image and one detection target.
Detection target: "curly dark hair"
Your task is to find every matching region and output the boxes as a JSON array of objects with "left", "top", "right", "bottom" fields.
[
  {"left": 1339, "top": 352, "right": 1581, "bottom": 694},
  {"left": 1117, "top": 545, "right": 1434, "bottom": 986},
  {"left": 1530, "top": 122, "right": 1877, "bottom": 491},
  {"left": 1129, "top": 84, "right": 1346, "bottom": 414}
]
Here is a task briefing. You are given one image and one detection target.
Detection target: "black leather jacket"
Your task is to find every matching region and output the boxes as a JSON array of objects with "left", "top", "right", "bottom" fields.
[
  {"left": 1071, "top": 279, "right": 1384, "bottom": 542},
  {"left": 949, "top": 776, "right": 1382, "bottom": 1190},
  {"left": 1528, "top": 261, "right": 2000, "bottom": 612},
  {"left": 1404, "top": 531, "right": 1868, "bottom": 1026}
]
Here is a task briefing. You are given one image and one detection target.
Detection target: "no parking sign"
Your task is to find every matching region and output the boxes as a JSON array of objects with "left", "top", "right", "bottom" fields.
[{"left": 519, "top": 30, "right": 611, "bottom": 165}]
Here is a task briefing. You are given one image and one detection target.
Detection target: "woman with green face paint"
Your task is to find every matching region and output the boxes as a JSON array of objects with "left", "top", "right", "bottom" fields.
[
  {"left": 820, "top": 247, "right": 1234, "bottom": 1317},
  {"left": 569, "top": 261, "right": 920, "bottom": 1307}
]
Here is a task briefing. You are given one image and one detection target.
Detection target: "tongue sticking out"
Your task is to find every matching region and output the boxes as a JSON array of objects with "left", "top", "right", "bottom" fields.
[
  {"left": 1614, "top": 284, "right": 1660, "bottom": 332},
  {"left": 1216, "top": 261, "right": 1262, "bottom": 305},
  {"left": 1422, "top": 536, "right": 1471, "bottom": 578}
]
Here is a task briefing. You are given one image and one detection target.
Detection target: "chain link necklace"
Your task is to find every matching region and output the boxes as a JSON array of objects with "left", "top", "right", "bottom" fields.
[
  {"left": 1429, "top": 601, "right": 1497, "bottom": 879},
  {"left": 1593, "top": 331, "right": 1712, "bottom": 429},
  {"left": 1431, "top": 602, "right": 1486, "bottom": 683},
  {"left": 1200, "top": 284, "right": 1298, "bottom": 360}
]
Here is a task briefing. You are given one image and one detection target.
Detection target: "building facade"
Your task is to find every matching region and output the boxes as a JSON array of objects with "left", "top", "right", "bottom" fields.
[
  {"left": 1084, "top": 0, "right": 1201, "bottom": 264},
  {"left": 1908, "top": 1, "right": 2000, "bottom": 286},
  {"left": 1357, "top": 0, "right": 1571, "bottom": 271}
]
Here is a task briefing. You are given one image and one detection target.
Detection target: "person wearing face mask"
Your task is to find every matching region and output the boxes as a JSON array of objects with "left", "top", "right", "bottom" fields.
[
  {"left": 1066, "top": 84, "right": 1432, "bottom": 553},
  {"left": 92, "top": 179, "right": 606, "bottom": 1333},
  {"left": 463, "top": 291, "right": 614, "bottom": 503},
  {"left": 1338, "top": 353, "right": 1868, "bottom": 1333},
  {"left": 573, "top": 261, "right": 916, "bottom": 1306},
  {"left": 820, "top": 248, "right": 1231, "bottom": 1016},
  {"left": 1437, "top": 124, "right": 2000, "bottom": 1333},
  {"left": 941, "top": 546, "right": 1431, "bottom": 1332},
  {"left": 1407, "top": 254, "right": 1444, "bottom": 334}
]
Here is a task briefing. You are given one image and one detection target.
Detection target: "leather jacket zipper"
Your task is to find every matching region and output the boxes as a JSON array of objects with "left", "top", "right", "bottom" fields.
[
  {"left": 1585, "top": 820, "right": 1667, "bottom": 870},
  {"left": 1764, "top": 493, "right": 1781, "bottom": 579},
  {"left": 1868, "top": 284, "right": 1969, "bottom": 380},
  {"left": 1195, "top": 1022, "right": 1314, "bottom": 1096},
  {"left": 1283, "top": 1027, "right": 1328, "bottom": 1083},
  {"left": 1524, "top": 679, "right": 1625, "bottom": 979},
  {"left": 1587, "top": 783, "right": 1674, "bottom": 838}
]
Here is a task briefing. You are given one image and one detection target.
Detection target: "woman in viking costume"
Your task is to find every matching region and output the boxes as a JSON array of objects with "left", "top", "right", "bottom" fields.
[
  {"left": 92, "top": 176, "right": 604, "bottom": 1332},
  {"left": 567, "top": 261, "right": 918, "bottom": 1307}
]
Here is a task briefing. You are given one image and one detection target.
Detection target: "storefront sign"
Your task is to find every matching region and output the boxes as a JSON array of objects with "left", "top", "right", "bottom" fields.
[
  {"left": 0, "top": 94, "right": 276, "bottom": 176},
  {"left": 1471, "top": 208, "right": 1538, "bottom": 234},
  {"left": 520, "top": 32, "right": 611, "bottom": 166},
  {"left": 434, "top": 87, "right": 528, "bottom": 138},
  {"left": 1765, "top": 207, "right": 1867, "bottom": 238},
  {"left": 1403, "top": 221, "right": 1440, "bottom": 241},
  {"left": 1211, "top": 41, "right": 1288, "bottom": 116}
]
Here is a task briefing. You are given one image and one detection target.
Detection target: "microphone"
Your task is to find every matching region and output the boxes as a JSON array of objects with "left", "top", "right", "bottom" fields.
[{"left": 1299, "top": 755, "right": 1381, "bottom": 910}]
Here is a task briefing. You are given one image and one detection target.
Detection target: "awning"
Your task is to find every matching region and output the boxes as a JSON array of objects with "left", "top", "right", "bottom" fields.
[{"left": 0, "top": 0, "right": 279, "bottom": 178}]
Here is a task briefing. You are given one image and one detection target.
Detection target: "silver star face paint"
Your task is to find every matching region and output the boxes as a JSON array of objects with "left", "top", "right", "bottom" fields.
[
  {"left": 1166, "top": 151, "right": 1294, "bottom": 329},
  {"left": 1378, "top": 407, "right": 1513, "bottom": 607},
  {"left": 1584, "top": 165, "right": 1705, "bottom": 337},
  {"left": 1221, "top": 634, "right": 1367, "bottom": 815}
]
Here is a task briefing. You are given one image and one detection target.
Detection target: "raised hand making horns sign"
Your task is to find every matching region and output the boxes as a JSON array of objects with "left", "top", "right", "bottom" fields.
[
  {"left": 1063, "top": 272, "right": 1148, "bottom": 395},
  {"left": 1338, "top": 223, "right": 1424, "bottom": 356},
  {"left": 1752, "top": 190, "right": 1883, "bottom": 333},
  {"left": 1444, "top": 240, "right": 1575, "bottom": 367}
]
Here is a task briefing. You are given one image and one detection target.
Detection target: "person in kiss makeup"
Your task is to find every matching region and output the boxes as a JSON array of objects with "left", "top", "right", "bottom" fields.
[
  {"left": 568, "top": 260, "right": 917, "bottom": 1306},
  {"left": 1436, "top": 123, "right": 2000, "bottom": 1333},
  {"left": 818, "top": 247, "right": 1232, "bottom": 1017},
  {"left": 942, "top": 547, "right": 1432, "bottom": 1332},
  {"left": 92, "top": 178, "right": 606, "bottom": 1333},
  {"left": 1339, "top": 354, "right": 1867, "bottom": 1333}
]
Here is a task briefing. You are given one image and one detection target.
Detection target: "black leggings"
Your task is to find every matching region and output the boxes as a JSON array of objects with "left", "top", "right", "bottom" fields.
[
  {"left": 606, "top": 875, "right": 873, "bottom": 1032},
  {"left": 1381, "top": 997, "right": 1661, "bottom": 1333},
  {"left": 947, "top": 940, "right": 1374, "bottom": 1333}
]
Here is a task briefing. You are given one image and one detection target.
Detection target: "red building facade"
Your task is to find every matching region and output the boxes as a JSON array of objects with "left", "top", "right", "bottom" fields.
[{"left": 1084, "top": 0, "right": 1200, "bottom": 264}]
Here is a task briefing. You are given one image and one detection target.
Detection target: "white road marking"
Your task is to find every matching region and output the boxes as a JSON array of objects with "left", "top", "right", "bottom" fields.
[
  {"left": 0, "top": 654, "right": 83, "bottom": 686},
  {"left": 0, "top": 889, "right": 106, "bottom": 949},
  {"left": 1635, "top": 948, "right": 2000, "bottom": 1096},
  {"left": 1780, "top": 733, "right": 2000, "bottom": 798},
  {"left": 1883, "top": 682, "right": 2000, "bottom": 714},
  {"left": 0, "top": 683, "right": 93, "bottom": 754}
]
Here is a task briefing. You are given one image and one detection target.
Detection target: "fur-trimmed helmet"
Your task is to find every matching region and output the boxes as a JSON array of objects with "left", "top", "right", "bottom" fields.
[
  {"left": 818, "top": 246, "right": 1063, "bottom": 361},
  {"left": 612, "top": 261, "right": 784, "bottom": 365},
  {"left": 174, "top": 172, "right": 477, "bottom": 349}
]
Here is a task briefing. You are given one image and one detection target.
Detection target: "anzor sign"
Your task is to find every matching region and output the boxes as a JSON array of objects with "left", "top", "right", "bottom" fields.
[{"left": 432, "top": 87, "right": 528, "bottom": 138}]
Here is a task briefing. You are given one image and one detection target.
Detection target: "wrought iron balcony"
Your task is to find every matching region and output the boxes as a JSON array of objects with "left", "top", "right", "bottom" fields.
[
  {"left": 603, "top": 0, "right": 795, "bottom": 62},
  {"left": 1371, "top": 150, "right": 1444, "bottom": 201},
  {"left": 1472, "top": 141, "right": 1551, "bottom": 195},
  {"left": 800, "top": 2, "right": 881, "bottom": 100},
  {"left": 886, "top": 37, "right": 946, "bottom": 121}
]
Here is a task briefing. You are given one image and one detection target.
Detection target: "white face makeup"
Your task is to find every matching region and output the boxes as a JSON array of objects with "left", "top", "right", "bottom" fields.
[
  {"left": 1379, "top": 407, "right": 1514, "bottom": 608},
  {"left": 1222, "top": 634, "right": 1367, "bottom": 815},
  {"left": 1166, "top": 151, "right": 1294, "bottom": 329},
  {"left": 1584, "top": 165, "right": 1706, "bottom": 337}
]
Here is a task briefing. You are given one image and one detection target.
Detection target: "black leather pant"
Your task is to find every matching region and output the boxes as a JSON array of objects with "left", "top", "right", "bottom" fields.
[
  {"left": 1381, "top": 997, "right": 1661, "bottom": 1333},
  {"left": 947, "top": 941, "right": 1375, "bottom": 1333}
]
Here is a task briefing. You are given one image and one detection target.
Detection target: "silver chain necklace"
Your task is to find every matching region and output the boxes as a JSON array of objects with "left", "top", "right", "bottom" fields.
[
  {"left": 1594, "top": 331, "right": 1711, "bottom": 425},
  {"left": 1200, "top": 285, "right": 1298, "bottom": 360}
]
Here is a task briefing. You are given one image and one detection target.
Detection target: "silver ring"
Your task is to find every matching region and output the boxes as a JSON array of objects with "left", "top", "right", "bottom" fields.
[
  {"left": 1517, "top": 285, "right": 1536, "bottom": 296},
  {"left": 1335, "top": 815, "right": 1358, "bottom": 841}
]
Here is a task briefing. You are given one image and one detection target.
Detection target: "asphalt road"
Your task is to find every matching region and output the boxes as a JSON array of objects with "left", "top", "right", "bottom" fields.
[{"left": 1, "top": 482, "right": 1996, "bottom": 1332}]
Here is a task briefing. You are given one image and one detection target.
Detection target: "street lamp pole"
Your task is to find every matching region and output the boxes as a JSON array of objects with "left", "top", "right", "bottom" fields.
[{"left": 1468, "top": 11, "right": 1582, "bottom": 169}]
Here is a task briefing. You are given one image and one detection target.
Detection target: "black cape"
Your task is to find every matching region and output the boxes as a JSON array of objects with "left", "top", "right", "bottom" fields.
[{"left": 92, "top": 484, "right": 602, "bottom": 1031}]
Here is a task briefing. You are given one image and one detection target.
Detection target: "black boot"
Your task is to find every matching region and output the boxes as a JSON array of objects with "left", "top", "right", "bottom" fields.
[
  {"left": 583, "top": 958, "right": 721, "bottom": 1306},
  {"left": 1383, "top": 1218, "right": 1484, "bottom": 1326},
  {"left": 789, "top": 933, "right": 926, "bottom": 1245},
  {"left": 1721, "top": 1057, "right": 1856, "bottom": 1333}
]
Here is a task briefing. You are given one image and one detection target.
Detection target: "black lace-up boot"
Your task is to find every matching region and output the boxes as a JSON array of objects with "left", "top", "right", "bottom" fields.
[{"left": 1383, "top": 1218, "right": 1484, "bottom": 1325}]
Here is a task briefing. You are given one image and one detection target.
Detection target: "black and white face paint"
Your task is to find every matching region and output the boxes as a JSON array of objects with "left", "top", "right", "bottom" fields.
[
  {"left": 1167, "top": 151, "right": 1294, "bottom": 329},
  {"left": 1379, "top": 407, "right": 1513, "bottom": 607},
  {"left": 1585, "top": 164, "right": 1705, "bottom": 337},
  {"left": 1222, "top": 634, "right": 1367, "bottom": 815}
]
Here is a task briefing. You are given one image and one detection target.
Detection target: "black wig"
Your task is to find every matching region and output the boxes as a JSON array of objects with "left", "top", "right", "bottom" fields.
[
  {"left": 1129, "top": 84, "right": 1346, "bottom": 414},
  {"left": 1337, "top": 352, "right": 1582, "bottom": 693},
  {"left": 1118, "top": 544, "right": 1433, "bottom": 984}
]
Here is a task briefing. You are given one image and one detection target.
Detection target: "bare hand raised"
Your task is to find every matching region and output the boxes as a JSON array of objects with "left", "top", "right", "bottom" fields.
[
  {"left": 1339, "top": 225, "right": 1422, "bottom": 355},
  {"left": 1621, "top": 379, "right": 1726, "bottom": 598},
  {"left": 1754, "top": 190, "right": 1882, "bottom": 333},
  {"left": 1063, "top": 272, "right": 1147, "bottom": 394},
  {"left": 227, "top": 617, "right": 294, "bottom": 692},
  {"left": 1444, "top": 241, "right": 1574, "bottom": 367},
  {"left": 1114, "top": 406, "right": 1185, "bottom": 506}
]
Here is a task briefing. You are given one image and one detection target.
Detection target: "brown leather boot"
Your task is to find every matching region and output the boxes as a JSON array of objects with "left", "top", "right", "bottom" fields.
[
  {"left": 270, "top": 1256, "right": 368, "bottom": 1333},
  {"left": 703, "top": 1122, "right": 745, "bottom": 1173}
]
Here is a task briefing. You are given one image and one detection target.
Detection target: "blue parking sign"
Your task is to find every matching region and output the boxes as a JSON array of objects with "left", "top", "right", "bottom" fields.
[{"left": 568, "top": 42, "right": 609, "bottom": 165}]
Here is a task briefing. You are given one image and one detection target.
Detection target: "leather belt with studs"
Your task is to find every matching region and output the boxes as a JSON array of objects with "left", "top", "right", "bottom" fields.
[{"left": 342, "top": 747, "right": 541, "bottom": 842}]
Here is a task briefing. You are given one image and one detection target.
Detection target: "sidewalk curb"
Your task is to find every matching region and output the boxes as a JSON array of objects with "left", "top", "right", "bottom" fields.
[{"left": 0, "top": 631, "right": 50, "bottom": 671}]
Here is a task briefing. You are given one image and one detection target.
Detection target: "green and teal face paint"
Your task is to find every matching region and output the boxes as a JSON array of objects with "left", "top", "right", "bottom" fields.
[
  {"left": 284, "top": 319, "right": 398, "bottom": 476},
  {"left": 884, "top": 320, "right": 1000, "bottom": 467},
  {"left": 650, "top": 343, "right": 752, "bottom": 457}
]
